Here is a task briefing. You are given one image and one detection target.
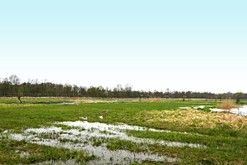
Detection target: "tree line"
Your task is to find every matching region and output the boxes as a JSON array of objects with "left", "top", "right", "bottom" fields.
[{"left": 0, "top": 75, "right": 246, "bottom": 100}]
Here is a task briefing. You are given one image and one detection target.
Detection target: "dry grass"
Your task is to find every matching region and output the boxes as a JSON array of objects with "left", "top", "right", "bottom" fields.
[
  {"left": 218, "top": 99, "right": 237, "bottom": 109},
  {"left": 143, "top": 109, "right": 247, "bottom": 130},
  {"left": 68, "top": 97, "right": 115, "bottom": 103},
  {"left": 145, "top": 98, "right": 162, "bottom": 102}
]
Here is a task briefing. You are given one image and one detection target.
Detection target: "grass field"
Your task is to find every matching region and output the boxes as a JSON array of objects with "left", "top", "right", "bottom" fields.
[{"left": 0, "top": 97, "right": 246, "bottom": 164}]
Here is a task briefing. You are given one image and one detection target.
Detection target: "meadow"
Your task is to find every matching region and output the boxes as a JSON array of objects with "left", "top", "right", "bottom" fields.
[{"left": 0, "top": 97, "right": 246, "bottom": 164}]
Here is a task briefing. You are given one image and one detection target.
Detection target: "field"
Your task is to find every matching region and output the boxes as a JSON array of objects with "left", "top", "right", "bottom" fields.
[{"left": 0, "top": 97, "right": 247, "bottom": 164}]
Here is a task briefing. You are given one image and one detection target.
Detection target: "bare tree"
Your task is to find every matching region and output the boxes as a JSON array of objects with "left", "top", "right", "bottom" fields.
[
  {"left": 9, "top": 75, "right": 22, "bottom": 103},
  {"left": 9, "top": 75, "right": 20, "bottom": 85}
]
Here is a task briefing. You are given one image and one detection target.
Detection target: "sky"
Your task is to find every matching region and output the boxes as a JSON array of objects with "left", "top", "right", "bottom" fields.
[{"left": 0, "top": 0, "right": 246, "bottom": 93}]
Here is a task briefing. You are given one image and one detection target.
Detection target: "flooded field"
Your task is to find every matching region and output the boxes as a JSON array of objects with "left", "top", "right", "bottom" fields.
[
  {"left": 2, "top": 120, "right": 208, "bottom": 164},
  {"left": 0, "top": 98, "right": 246, "bottom": 164}
]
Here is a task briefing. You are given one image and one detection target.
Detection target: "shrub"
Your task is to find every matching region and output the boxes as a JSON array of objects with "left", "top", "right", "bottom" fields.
[{"left": 218, "top": 99, "right": 237, "bottom": 109}]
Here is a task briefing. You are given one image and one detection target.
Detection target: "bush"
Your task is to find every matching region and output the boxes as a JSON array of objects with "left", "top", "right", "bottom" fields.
[{"left": 219, "top": 99, "right": 237, "bottom": 109}]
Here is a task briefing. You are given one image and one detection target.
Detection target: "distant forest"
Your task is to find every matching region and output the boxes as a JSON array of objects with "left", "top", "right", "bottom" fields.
[{"left": 0, "top": 75, "right": 246, "bottom": 99}]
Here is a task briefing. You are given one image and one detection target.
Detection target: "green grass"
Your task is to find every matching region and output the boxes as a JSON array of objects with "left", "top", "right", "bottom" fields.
[
  {"left": 0, "top": 97, "right": 246, "bottom": 164},
  {"left": 0, "top": 98, "right": 218, "bottom": 131},
  {"left": 126, "top": 130, "right": 247, "bottom": 162}
]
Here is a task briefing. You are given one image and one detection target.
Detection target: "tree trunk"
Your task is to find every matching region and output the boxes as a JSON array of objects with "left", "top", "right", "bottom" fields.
[{"left": 17, "top": 96, "right": 22, "bottom": 104}]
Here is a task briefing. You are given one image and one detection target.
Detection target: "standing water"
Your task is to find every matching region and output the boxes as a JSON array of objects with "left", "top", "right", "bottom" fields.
[
  {"left": 4, "top": 120, "right": 207, "bottom": 164},
  {"left": 210, "top": 105, "right": 247, "bottom": 116}
]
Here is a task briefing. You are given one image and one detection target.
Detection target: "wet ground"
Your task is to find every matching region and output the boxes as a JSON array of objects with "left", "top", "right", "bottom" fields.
[{"left": 2, "top": 120, "right": 207, "bottom": 164}]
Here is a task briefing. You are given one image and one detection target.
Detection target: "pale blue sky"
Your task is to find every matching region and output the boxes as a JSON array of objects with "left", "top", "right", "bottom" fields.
[{"left": 0, "top": 0, "right": 246, "bottom": 93}]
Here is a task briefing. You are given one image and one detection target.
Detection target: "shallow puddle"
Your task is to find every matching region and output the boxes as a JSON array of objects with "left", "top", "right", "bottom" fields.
[
  {"left": 5, "top": 120, "right": 207, "bottom": 164},
  {"left": 210, "top": 105, "right": 247, "bottom": 116},
  {"left": 57, "top": 102, "right": 77, "bottom": 105},
  {"left": 58, "top": 121, "right": 204, "bottom": 148},
  {"left": 179, "top": 105, "right": 205, "bottom": 110}
]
